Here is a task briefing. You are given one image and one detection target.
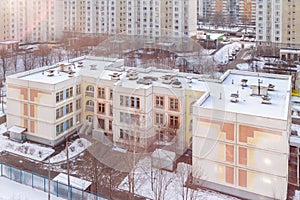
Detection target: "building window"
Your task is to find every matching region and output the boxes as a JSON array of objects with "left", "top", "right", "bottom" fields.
[
  {"left": 56, "top": 91, "right": 63, "bottom": 103},
  {"left": 120, "top": 112, "right": 140, "bottom": 125},
  {"left": 169, "top": 98, "right": 179, "bottom": 111},
  {"left": 109, "top": 104, "right": 113, "bottom": 116},
  {"left": 86, "top": 100, "right": 94, "bottom": 112},
  {"left": 85, "top": 85, "right": 94, "bottom": 97},
  {"left": 56, "top": 107, "right": 63, "bottom": 119},
  {"left": 76, "top": 99, "right": 81, "bottom": 110},
  {"left": 76, "top": 113, "right": 81, "bottom": 124},
  {"left": 109, "top": 120, "right": 112, "bottom": 131},
  {"left": 76, "top": 84, "right": 81, "bottom": 95},
  {"left": 120, "top": 129, "right": 128, "bottom": 139},
  {"left": 98, "top": 118, "right": 105, "bottom": 129},
  {"left": 155, "top": 113, "right": 164, "bottom": 125},
  {"left": 66, "top": 103, "right": 73, "bottom": 114},
  {"left": 169, "top": 115, "right": 179, "bottom": 128},
  {"left": 56, "top": 123, "right": 63, "bottom": 135},
  {"left": 109, "top": 89, "right": 113, "bottom": 100},
  {"left": 66, "top": 118, "right": 73, "bottom": 129},
  {"left": 155, "top": 96, "right": 164, "bottom": 108},
  {"left": 98, "top": 87, "right": 105, "bottom": 99},
  {"left": 66, "top": 87, "right": 73, "bottom": 98},
  {"left": 98, "top": 103, "right": 105, "bottom": 114},
  {"left": 120, "top": 95, "right": 140, "bottom": 109}
]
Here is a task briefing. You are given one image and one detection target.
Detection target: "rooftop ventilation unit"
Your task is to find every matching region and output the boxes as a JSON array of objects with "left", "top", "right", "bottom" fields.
[
  {"left": 268, "top": 84, "right": 275, "bottom": 91},
  {"left": 110, "top": 72, "right": 121, "bottom": 80},
  {"left": 68, "top": 71, "right": 75, "bottom": 77},
  {"left": 230, "top": 93, "right": 239, "bottom": 103},
  {"left": 137, "top": 78, "right": 152, "bottom": 85},
  {"left": 161, "top": 75, "right": 174, "bottom": 84},
  {"left": 241, "top": 79, "right": 248, "bottom": 87},
  {"left": 77, "top": 61, "right": 83, "bottom": 67},
  {"left": 143, "top": 76, "right": 158, "bottom": 81},
  {"left": 261, "top": 95, "right": 271, "bottom": 104},
  {"left": 172, "top": 80, "right": 182, "bottom": 88},
  {"left": 47, "top": 70, "right": 54, "bottom": 77},
  {"left": 127, "top": 70, "right": 138, "bottom": 80},
  {"left": 90, "top": 64, "right": 97, "bottom": 70},
  {"left": 186, "top": 76, "right": 192, "bottom": 83}
]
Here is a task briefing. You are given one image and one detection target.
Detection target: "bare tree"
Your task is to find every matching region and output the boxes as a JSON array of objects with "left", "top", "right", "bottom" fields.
[
  {"left": 0, "top": 48, "right": 9, "bottom": 81},
  {"left": 34, "top": 45, "right": 52, "bottom": 67}
]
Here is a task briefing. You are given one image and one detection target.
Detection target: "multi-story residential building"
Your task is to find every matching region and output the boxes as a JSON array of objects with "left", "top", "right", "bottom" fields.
[
  {"left": 198, "top": 0, "right": 256, "bottom": 25},
  {"left": 0, "top": 0, "right": 196, "bottom": 43},
  {"left": 256, "top": 0, "right": 300, "bottom": 46},
  {"left": 192, "top": 71, "right": 291, "bottom": 199},
  {"left": 0, "top": 0, "right": 63, "bottom": 43}
]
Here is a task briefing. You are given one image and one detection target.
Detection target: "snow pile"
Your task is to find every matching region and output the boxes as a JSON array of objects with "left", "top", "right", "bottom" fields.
[
  {"left": 0, "top": 124, "right": 54, "bottom": 161},
  {"left": 0, "top": 177, "right": 64, "bottom": 200},
  {"left": 118, "top": 156, "right": 239, "bottom": 200},
  {"left": 49, "top": 138, "right": 91, "bottom": 163}
]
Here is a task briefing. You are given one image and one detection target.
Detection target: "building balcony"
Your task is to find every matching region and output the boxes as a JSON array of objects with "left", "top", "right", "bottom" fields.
[
  {"left": 85, "top": 91, "right": 94, "bottom": 97},
  {"left": 85, "top": 106, "right": 94, "bottom": 112}
]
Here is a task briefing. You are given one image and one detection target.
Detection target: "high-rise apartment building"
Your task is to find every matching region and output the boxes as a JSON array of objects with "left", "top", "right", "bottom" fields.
[
  {"left": 125, "top": 0, "right": 197, "bottom": 37},
  {"left": 0, "top": 0, "right": 196, "bottom": 44},
  {"left": 0, "top": 0, "right": 63, "bottom": 43},
  {"left": 198, "top": 0, "right": 256, "bottom": 25},
  {"left": 256, "top": 0, "right": 300, "bottom": 45}
]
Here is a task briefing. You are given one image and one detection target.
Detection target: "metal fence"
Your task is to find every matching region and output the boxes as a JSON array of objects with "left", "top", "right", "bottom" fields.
[{"left": 0, "top": 162, "right": 105, "bottom": 200}]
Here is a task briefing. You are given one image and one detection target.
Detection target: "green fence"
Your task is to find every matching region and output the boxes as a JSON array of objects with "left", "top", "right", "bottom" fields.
[{"left": 0, "top": 162, "right": 105, "bottom": 200}]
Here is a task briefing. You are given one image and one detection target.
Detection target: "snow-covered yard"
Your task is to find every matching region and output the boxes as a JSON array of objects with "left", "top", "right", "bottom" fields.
[
  {"left": 0, "top": 124, "right": 54, "bottom": 161},
  {"left": 118, "top": 156, "right": 239, "bottom": 200},
  {"left": 49, "top": 138, "right": 91, "bottom": 163},
  {"left": 0, "top": 123, "right": 91, "bottom": 163},
  {"left": 0, "top": 177, "right": 64, "bottom": 200}
]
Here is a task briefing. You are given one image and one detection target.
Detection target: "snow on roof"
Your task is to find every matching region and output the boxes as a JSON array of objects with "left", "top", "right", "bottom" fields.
[
  {"left": 16, "top": 56, "right": 117, "bottom": 84},
  {"left": 280, "top": 49, "right": 300, "bottom": 54},
  {"left": 151, "top": 148, "right": 176, "bottom": 161},
  {"left": 198, "top": 70, "right": 291, "bottom": 120},
  {"left": 0, "top": 40, "right": 19, "bottom": 45},
  {"left": 290, "top": 136, "right": 300, "bottom": 147},
  {"left": 53, "top": 173, "right": 92, "bottom": 190},
  {"left": 8, "top": 125, "right": 26, "bottom": 133}
]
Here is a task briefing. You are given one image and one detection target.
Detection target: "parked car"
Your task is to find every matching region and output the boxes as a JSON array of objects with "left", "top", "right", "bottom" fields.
[{"left": 228, "top": 55, "right": 234, "bottom": 61}]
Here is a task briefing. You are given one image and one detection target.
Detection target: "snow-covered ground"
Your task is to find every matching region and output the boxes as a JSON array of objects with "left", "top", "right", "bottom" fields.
[
  {"left": 214, "top": 42, "right": 242, "bottom": 65},
  {"left": 49, "top": 138, "right": 91, "bottom": 163},
  {"left": 118, "top": 157, "right": 239, "bottom": 200},
  {"left": 0, "top": 123, "right": 91, "bottom": 163},
  {"left": 0, "top": 124, "right": 54, "bottom": 161},
  {"left": 0, "top": 177, "right": 64, "bottom": 200}
]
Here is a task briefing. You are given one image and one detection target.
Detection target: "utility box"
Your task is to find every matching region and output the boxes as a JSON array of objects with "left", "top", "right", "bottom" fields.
[{"left": 8, "top": 126, "right": 26, "bottom": 142}]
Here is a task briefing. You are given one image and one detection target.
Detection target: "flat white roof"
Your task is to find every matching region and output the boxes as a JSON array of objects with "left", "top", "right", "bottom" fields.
[
  {"left": 8, "top": 126, "right": 26, "bottom": 133},
  {"left": 19, "top": 57, "right": 116, "bottom": 84},
  {"left": 152, "top": 148, "right": 176, "bottom": 161},
  {"left": 53, "top": 173, "right": 91, "bottom": 190},
  {"left": 198, "top": 71, "right": 291, "bottom": 120}
]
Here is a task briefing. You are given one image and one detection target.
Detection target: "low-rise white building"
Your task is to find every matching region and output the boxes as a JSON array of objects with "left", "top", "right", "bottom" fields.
[
  {"left": 192, "top": 70, "right": 291, "bottom": 200},
  {"left": 6, "top": 56, "right": 292, "bottom": 199}
]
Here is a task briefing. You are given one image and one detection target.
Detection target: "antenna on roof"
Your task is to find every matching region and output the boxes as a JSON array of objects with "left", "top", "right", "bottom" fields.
[{"left": 219, "top": 92, "right": 222, "bottom": 100}]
